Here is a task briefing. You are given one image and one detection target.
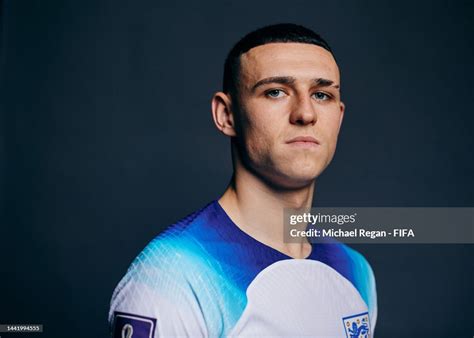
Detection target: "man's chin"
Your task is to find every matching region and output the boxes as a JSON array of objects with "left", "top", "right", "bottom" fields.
[{"left": 267, "top": 172, "right": 319, "bottom": 190}]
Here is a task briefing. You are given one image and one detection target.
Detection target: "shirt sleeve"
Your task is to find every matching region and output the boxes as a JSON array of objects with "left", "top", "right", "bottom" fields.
[{"left": 108, "top": 243, "right": 208, "bottom": 337}]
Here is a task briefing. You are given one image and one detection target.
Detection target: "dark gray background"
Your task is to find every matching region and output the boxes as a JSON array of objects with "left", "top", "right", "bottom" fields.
[{"left": 1, "top": 0, "right": 473, "bottom": 337}]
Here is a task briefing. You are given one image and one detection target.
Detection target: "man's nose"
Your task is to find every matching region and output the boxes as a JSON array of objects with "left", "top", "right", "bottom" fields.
[{"left": 289, "top": 94, "right": 317, "bottom": 126}]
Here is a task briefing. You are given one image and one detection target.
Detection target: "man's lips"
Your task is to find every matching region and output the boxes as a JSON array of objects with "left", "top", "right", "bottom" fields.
[{"left": 286, "top": 136, "right": 320, "bottom": 145}]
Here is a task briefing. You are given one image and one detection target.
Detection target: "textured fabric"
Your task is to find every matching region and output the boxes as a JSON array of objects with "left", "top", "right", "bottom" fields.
[{"left": 109, "top": 201, "right": 377, "bottom": 337}]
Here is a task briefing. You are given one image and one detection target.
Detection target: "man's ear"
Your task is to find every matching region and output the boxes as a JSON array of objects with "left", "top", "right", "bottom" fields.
[
  {"left": 211, "top": 92, "right": 237, "bottom": 137},
  {"left": 338, "top": 101, "right": 345, "bottom": 129}
]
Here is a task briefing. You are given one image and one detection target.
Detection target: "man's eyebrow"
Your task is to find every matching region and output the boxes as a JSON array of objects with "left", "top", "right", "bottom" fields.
[
  {"left": 251, "top": 76, "right": 340, "bottom": 92},
  {"left": 314, "top": 78, "right": 340, "bottom": 89},
  {"left": 251, "top": 76, "right": 296, "bottom": 92}
]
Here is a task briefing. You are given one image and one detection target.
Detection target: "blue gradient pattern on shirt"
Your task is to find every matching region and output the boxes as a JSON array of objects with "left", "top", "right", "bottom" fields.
[{"left": 117, "top": 200, "right": 376, "bottom": 336}]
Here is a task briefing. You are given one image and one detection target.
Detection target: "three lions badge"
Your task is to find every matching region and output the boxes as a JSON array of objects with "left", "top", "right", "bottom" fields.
[{"left": 342, "top": 312, "right": 371, "bottom": 338}]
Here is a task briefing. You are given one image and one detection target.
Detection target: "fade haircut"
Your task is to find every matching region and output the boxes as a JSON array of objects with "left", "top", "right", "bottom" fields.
[{"left": 223, "top": 23, "right": 334, "bottom": 102}]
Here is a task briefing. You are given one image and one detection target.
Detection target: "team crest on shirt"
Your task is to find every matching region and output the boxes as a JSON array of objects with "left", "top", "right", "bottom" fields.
[
  {"left": 342, "top": 312, "right": 371, "bottom": 338},
  {"left": 113, "top": 312, "right": 156, "bottom": 338}
]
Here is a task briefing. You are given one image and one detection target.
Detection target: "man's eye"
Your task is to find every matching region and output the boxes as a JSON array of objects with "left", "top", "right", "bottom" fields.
[
  {"left": 313, "top": 92, "right": 331, "bottom": 100},
  {"left": 265, "top": 89, "right": 285, "bottom": 98}
]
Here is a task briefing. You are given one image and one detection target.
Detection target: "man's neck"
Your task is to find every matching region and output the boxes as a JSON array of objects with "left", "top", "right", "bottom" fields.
[{"left": 218, "top": 166, "right": 314, "bottom": 259}]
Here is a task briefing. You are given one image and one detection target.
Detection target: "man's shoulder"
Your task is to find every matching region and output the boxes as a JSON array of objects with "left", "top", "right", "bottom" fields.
[
  {"left": 110, "top": 202, "right": 222, "bottom": 312},
  {"left": 333, "top": 242, "right": 376, "bottom": 281},
  {"left": 109, "top": 200, "right": 249, "bottom": 336},
  {"left": 132, "top": 201, "right": 218, "bottom": 271},
  {"left": 340, "top": 243, "right": 373, "bottom": 269}
]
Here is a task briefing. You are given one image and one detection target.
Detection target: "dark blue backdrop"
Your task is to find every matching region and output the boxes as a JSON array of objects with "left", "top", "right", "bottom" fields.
[{"left": 1, "top": 0, "right": 473, "bottom": 337}]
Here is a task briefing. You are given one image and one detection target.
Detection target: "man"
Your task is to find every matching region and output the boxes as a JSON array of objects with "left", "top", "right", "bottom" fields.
[{"left": 109, "top": 23, "right": 377, "bottom": 337}]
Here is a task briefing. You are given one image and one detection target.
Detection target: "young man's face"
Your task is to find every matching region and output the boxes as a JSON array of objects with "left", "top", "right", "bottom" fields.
[{"left": 234, "top": 42, "right": 345, "bottom": 189}]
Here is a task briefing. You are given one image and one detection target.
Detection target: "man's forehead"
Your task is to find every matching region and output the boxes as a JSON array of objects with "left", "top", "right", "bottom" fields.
[{"left": 240, "top": 42, "right": 339, "bottom": 84}]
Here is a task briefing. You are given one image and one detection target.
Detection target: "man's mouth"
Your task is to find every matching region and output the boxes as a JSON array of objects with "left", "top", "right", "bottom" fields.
[{"left": 286, "top": 136, "right": 320, "bottom": 147}]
